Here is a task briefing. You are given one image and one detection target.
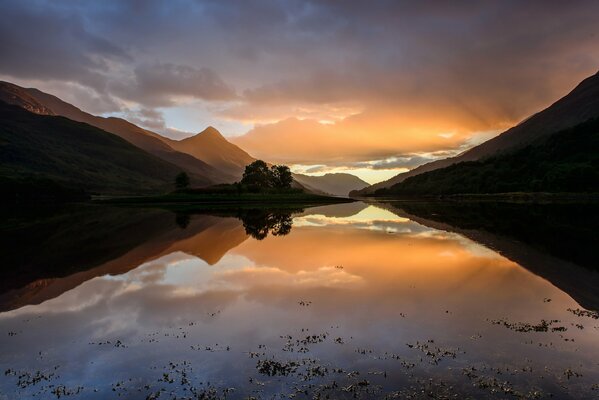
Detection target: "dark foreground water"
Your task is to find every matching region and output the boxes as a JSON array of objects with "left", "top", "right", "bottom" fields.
[{"left": 0, "top": 201, "right": 598, "bottom": 399}]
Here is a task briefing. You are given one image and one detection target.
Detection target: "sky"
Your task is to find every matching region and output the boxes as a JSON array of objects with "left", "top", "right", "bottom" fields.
[{"left": 1, "top": 0, "right": 599, "bottom": 184}]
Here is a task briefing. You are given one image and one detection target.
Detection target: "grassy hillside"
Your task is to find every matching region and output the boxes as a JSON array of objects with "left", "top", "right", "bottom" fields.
[
  {"left": 0, "top": 102, "right": 186, "bottom": 200},
  {"left": 377, "top": 118, "right": 599, "bottom": 196}
]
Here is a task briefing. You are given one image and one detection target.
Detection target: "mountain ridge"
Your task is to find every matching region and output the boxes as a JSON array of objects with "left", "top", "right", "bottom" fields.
[
  {"left": 354, "top": 70, "right": 599, "bottom": 195},
  {"left": 0, "top": 81, "right": 220, "bottom": 186},
  {"left": 0, "top": 101, "right": 187, "bottom": 198}
]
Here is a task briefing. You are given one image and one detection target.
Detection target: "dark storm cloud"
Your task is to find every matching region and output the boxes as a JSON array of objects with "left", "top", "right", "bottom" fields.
[
  {"left": 112, "top": 63, "right": 237, "bottom": 107},
  {"left": 0, "top": 1, "right": 130, "bottom": 92}
]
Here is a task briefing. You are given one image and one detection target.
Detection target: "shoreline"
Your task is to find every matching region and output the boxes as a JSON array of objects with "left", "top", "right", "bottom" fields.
[{"left": 353, "top": 192, "right": 599, "bottom": 204}]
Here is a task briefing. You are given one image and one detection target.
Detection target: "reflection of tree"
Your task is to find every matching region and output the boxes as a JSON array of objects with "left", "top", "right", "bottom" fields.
[
  {"left": 175, "top": 213, "right": 190, "bottom": 229},
  {"left": 237, "top": 209, "right": 297, "bottom": 240}
]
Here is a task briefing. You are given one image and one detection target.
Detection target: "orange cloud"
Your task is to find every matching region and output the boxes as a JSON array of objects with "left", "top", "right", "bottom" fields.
[{"left": 232, "top": 105, "right": 508, "bottom": 164}]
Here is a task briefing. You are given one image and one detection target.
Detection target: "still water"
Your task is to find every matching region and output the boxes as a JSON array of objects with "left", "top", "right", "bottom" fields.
[{"left": 0, "top": 202, "right": 598, "bottom": 399}]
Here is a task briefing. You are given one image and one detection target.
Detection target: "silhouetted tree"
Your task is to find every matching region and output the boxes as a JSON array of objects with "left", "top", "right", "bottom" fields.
[
  {"left": 241, "top": 160, "right": 271, "bottom": 188},
  {"left": 175, "top": 172, "right": 190, "bottom": 189},
  {"left": 270, "top": 165, "right": 293, "bottom": 189}
]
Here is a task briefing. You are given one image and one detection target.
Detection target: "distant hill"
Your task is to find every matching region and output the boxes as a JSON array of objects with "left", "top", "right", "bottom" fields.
[
  {"left": 0, "top": 102, "right": 186, "bottom": 200},
  {"left": 294, "top": 173, "right": 369, "bottom": 196},
  {"left": 0, "top": 81, "right": 219, "bottom": 186},
  {"left": 377, "top": 118, "right": 599, "bottom": 195},
  {"left": 164, "top": 126, "right": 254, "bottom": 182},
  {"left": 355, "top": 70, "right": 599, "bottom": 195}
]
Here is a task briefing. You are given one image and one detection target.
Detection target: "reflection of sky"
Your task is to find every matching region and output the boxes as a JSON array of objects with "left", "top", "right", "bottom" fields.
[{"left": 1, "top": 203, "right": 598, "bottom": 399}]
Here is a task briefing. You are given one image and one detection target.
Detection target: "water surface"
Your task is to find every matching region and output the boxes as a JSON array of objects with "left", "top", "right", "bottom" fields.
[{"left": 0, "top": 202, "right": 598, "bottom": 399}]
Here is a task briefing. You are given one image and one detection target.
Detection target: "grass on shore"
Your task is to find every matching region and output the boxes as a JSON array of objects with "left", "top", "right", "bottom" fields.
[{"left": 95, "top": 190, "right": 354, "bottom": 210}]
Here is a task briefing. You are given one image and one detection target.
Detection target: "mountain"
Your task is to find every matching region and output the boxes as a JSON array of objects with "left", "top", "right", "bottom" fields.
[
  {"left": 0, "top": 81, "right": 220, "bottom": 186},
  {"left": 354, "top": 70, "right": 599, "bottom": 195},
  {"left": 164, "top": 126, "right": 255, "bottom": 182},
  {"left": 0, "top": 101, "right": 186, "bottom": 199},
  {"left": 378, "top": 118, "right": 599, "bottom": 195},
  {"left": 293, "top": 173, "right": 369, "bottom": 196}
]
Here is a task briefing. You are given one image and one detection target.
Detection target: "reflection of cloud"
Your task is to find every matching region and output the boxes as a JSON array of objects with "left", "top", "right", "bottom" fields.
[
  {"left": 214, "top": 265, "right": 364, "bottom": 289},
  {"left": 294, "top": 205, "right": 414, "bottom": 233}
]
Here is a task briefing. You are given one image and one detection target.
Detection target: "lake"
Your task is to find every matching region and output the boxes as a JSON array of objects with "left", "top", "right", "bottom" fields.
[{"left": 0, "top": 201, "right": 598, "bottom": 399}]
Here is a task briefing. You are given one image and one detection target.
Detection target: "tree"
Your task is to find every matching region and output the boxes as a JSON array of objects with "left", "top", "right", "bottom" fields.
[
  {"left": 175, "top": 172, "right": 190, "bottom": 189},
  {"left": 241, "top": 160, "right": 271, "bottom": 188},
  {"left": 270, "top": 165, "right": 293, "bottom": 189}
]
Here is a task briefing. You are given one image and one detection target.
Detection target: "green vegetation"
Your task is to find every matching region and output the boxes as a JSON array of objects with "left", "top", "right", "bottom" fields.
[
  {"left": 376, "top": 119, "right": 599, "bottom": 196},
  {"left": 240, "top": 160, "right": 293, "bottom": 190},
  {"left": 0, "top": 101, "right": 185, "bottom": 202}
]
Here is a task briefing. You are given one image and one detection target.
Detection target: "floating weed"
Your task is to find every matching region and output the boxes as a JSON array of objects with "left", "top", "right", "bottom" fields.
[
  {"left": 488, "top": 318, "right": 567, "bottom": 333},
  {"left": 567, "top": 308, "right": 599, "bottom": 319},
  {"left": 406, "top": 340, "right": 461, "bottom": 364}
]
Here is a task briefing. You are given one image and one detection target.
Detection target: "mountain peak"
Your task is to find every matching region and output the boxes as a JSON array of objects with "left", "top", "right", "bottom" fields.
[{"left": 197, "top": 126, "right": 224, "bottom": 139}]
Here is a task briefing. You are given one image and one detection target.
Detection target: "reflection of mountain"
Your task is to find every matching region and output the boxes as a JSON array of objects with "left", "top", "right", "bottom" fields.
[
  {"left": 378, "top": 201, "right": 599, "bottom": 310},
  {"left": 0, "top": 207, "right": 249, "bottom": 311},
  {"left": 298, "top": 201, "right": 369, "bottom": 218},
  {"left": 0, "top": 205, "right": 309, "bottom": 311}
]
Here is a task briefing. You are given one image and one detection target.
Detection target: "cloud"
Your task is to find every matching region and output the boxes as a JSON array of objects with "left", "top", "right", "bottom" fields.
[
  {"left": 231, "top": 105, "right": 498, "bottom": 164},
  {"left": 0, "top": 1, "right": 130, "bottom": 92},
  {"left": 353, "top": 156, "right": 436, "bottom": 170},
  {"left": 113, "top": 63, "right": 237, "bottom": 107},
  {"left": 121, "top": 107, "right": 196, "bottom": 139},
  {"left": 124, "top": 108, "right": 167, "bottom": 130}
]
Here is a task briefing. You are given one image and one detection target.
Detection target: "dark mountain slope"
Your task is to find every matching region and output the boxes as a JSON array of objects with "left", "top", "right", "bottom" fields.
[
  {"left": 0, "top": 102, "right": 185, "bottom": 198},
  {"left": 0, "top": 82, "right": 217, "bottom": 186},
  {"left": 377, "top": 118, "right": 599, "bottom": 195}
]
